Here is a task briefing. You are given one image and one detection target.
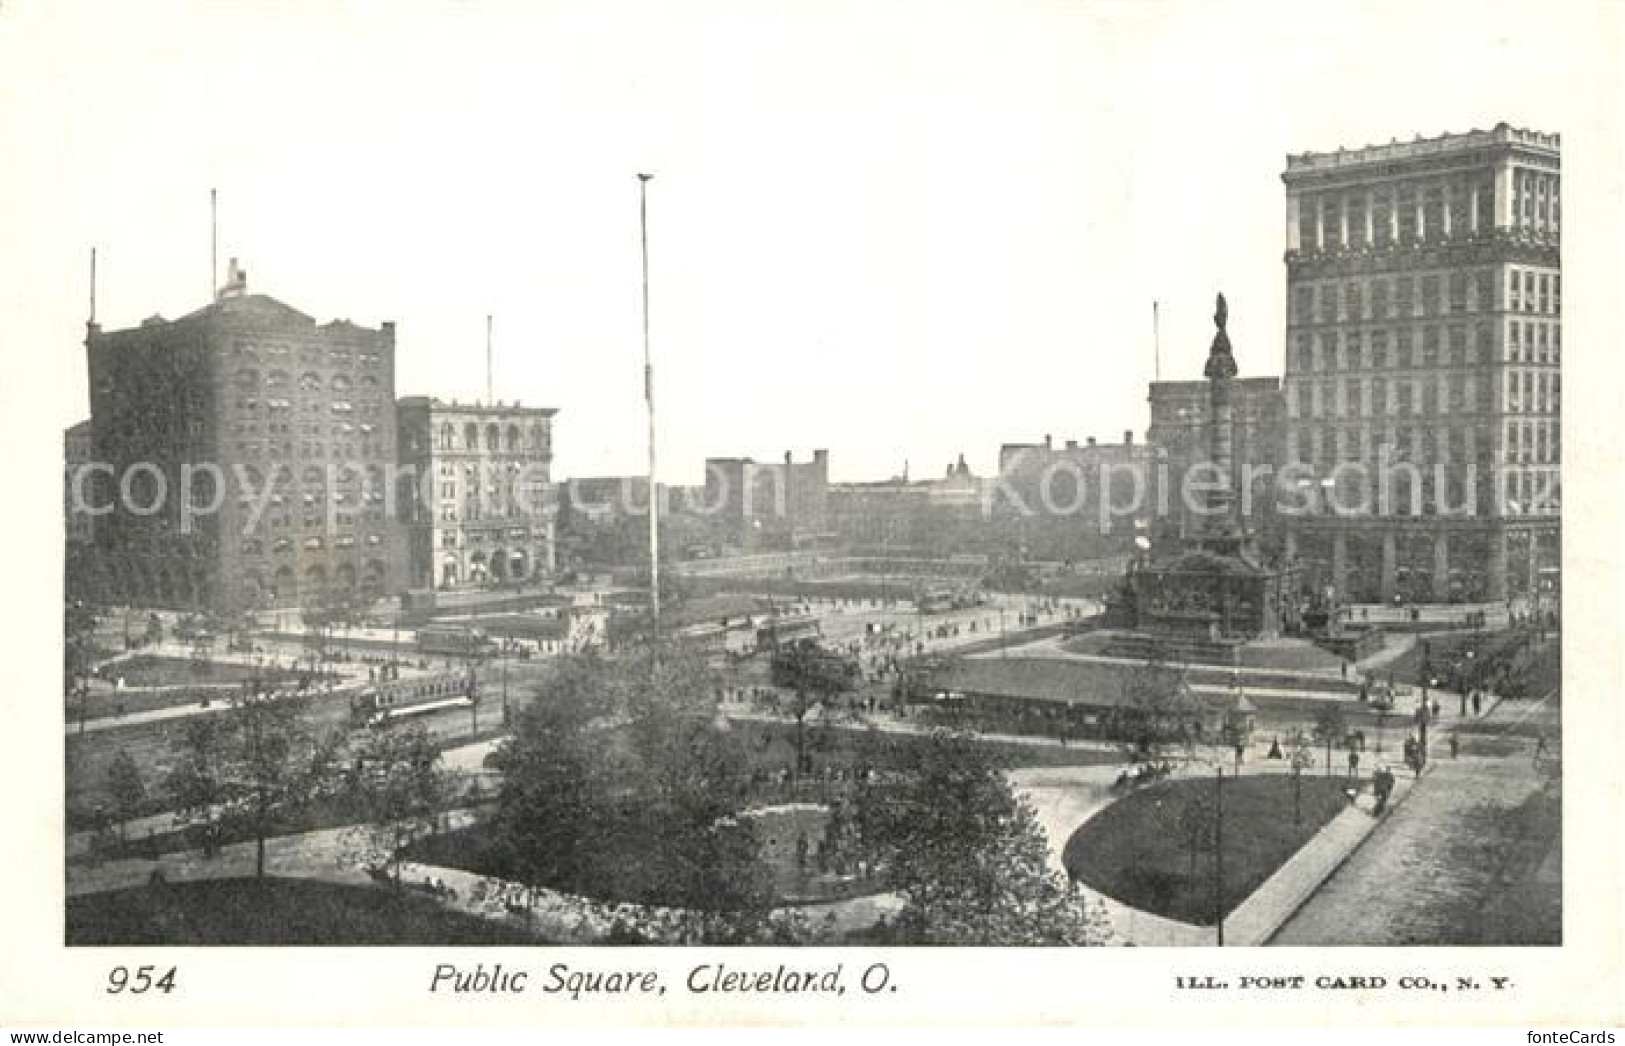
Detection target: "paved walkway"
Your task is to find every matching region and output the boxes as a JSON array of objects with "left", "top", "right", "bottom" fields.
[
  {"left": 67, "top": 804, "right": 904, "bottom": 943},
  {"left": 1011, "top": 764, "right": 1197, "bottom": 946},
  {"left": 1011, "top": 749, "right": 1421, "bottom": 948},
  {"left": 1270, "top": 691, "right": 1559, "bottom": 946}
]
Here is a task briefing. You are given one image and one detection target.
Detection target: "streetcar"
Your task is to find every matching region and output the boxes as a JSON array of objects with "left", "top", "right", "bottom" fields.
[
  {"left": 415, "top": 624, "right": 498, "bottom": 659},
  {"left": 754, "top": 612, "right": 821, "bottom": 651},
  {"left": 351, "top": 669, "right": 476, "bottom": 727}
]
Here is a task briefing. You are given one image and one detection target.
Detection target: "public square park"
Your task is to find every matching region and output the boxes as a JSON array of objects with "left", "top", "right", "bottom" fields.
[{"left": 63, "top": 568, "right": 1562, "bottom": 947}]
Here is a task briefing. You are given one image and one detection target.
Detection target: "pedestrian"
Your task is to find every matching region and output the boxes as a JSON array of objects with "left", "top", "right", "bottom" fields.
[
  {"left": 1347, "top": 749, "right": 1360, "bottom": 778},
  {"left": 1472, "top": 690, "right": 1482, "bottom": 716},
  {"left": 1534, "top": 732, "right": 1548, "bottom": 764},
  {"left": 1341, "top": 661, "right": 1348, "bottom": 681},
  {"left": 1449, "top": 734, "right": 1459, "bottom": 759},
  {"left": 1267, "top": 736, "right": 1283, "bottom": 759},
  {"left": 1431, "top": 698, "right": 1440, "bottom": 721}
]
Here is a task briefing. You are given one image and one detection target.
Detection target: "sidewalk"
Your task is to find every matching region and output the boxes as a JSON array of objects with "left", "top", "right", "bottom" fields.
[{"left": 1224, "top": 777, "right": 1412, "bottom": 945}]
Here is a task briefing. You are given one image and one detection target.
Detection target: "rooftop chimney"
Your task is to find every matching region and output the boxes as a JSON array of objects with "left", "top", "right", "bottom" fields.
[
  {"left": 1086, "top": 437, "right": 1096, "bottom": 447},
  {"left": 218, "top": 257, "right": 248, "bottom": 299},
  {"left": 1044, "top": 434, "right": 1052, "bottom": 449},
  {"left": 1125, "top": 430, "right": 1134, "bottom": 445}
]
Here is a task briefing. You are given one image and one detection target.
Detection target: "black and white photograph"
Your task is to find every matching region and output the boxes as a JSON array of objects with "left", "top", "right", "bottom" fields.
[{"left": 5, "top": 0, "right": 1623, "bottom": 1030}]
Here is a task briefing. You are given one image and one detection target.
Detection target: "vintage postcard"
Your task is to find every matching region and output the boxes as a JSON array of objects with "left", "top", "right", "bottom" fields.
[{"left": 2, "top": 0, "right": 1621, "bottom": 1029}]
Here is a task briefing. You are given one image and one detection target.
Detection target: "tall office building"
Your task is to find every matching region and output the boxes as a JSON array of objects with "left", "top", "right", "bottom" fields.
[
  {"left": 84, "top": 262, "right": 406, "bottom": 611},
  {"left": 1280, "top": 125, "right": 1560, "bottom": 603}
]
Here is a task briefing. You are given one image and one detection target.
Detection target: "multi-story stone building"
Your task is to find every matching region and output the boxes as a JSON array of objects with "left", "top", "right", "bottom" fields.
[
  {"left": 1147, "top": 377, "right": 1285, "bottom": 548},
  {"left": 1280, "top": 124, "right": 1560, "bottom": 602},
  {"left": 704, "top": 450, "right": 830, "bottom": 551},
  {"left": 84, "top": 263, "right": 406, "bottom": 611},
  {"left": 827, "top": 455, "right": 987, "bottom": 558},
  {"left": 990, "top": 433, "right": 1161, "bottom": 563},
  {"left": 396, "top": 397, "right": 558, "bottom": 590}
]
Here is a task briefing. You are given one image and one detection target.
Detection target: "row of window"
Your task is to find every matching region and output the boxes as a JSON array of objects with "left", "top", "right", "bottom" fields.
[
  {"left": 241, "top": 532, "right": 387, "bottom": 555},
  {"left": 1284, "top": 469, "right": 1558, "bottom": 518},
  {"left": 1295, "top": 170, "right": 1559, "bottom": 253},
  {"left": 437, "top": 504, "right": 549, "bottom": 523},
  {"left": 1288, "top": 421, "right": 1561, "bottom": 467},
  {"left": 233, "top": 397, "right": 387, "bottom": 417},
  {"left": 232, "top": 342, "right": 385, "bottom": 368},
  {"left": 1290, "top": 375, "right": 1483, "bottom": 418},
  {"left": 439, "top": 531, "right": 547, "bottom": 549},
  {"left": 234, "top": 369, "right": 382, "bottom": 391},
  {"left": 432, "top": 421, "right": 552, "bottom": 455},
  {"left": 1290, "top": 371, "right": 1558, "bottom": 420},
  {"left": 1292, "top": 268, "right": 1559, "bottom": 326},
  {"left": 1291, "top": 319, "right": 1561, "bottom": 373},
  {"left": 234, "top": 440, "right": 387, "bottom": 460},
  {"left": 1297, "top": 177, "right": 1499, "bottom": 251}
]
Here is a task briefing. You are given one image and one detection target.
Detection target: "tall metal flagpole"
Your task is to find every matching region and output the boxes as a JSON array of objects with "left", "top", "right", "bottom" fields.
[
  {"left": 639, "top": 173, "right": 660, "bottom": 648},
  {"left": 211, "top": 188, "right": 218, "bottom": 301},
  {"left": 486, "top": 314, "right": 494, "bottom": 405},
  {"left": 1153, "top": 300, "right": 1161, "bottom": 382}
]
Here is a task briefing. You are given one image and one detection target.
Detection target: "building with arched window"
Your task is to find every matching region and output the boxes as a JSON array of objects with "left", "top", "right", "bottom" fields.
[
  {"left": 395, "top": 397, "right": 558, "bottom": 591},
  {"left": 82, "top": 263, "right": 405, "bottom": 611}
]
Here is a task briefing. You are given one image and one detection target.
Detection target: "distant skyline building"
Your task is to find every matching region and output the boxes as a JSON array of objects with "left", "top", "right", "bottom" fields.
[
  {"left": 83, "top": 263, "right": 406, "bottom": 611},
  {"left": 827, "top": 454, "right": 986, "bottom": 559},
  {"left": 1279, "top": 124, "right": 1560, "bottom": 602},
  {"left": 990, "top": 432, "right": 1160, "bottom": 563},
  {"left": 704, "top": 450, "right": 830, "bottom": 552},
  {"left": 396, "top": 396, "right": 558, "bottom": 590}
]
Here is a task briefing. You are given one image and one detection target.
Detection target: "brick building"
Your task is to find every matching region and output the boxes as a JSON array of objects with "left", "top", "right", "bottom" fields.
[
  {"left": 704, "top": 450, "right": 830, "bottom": 551},
  {"left": 1147, "top": 377, "right": 1285, "bottom": 548},
  {"left": 990, "top": 433, "right": 1161, "bottom": 563},
  {"left": 84, "top": 264, "right": 406, "bottom": 611},
  {"left": 396, "top": 397, "right": 558, "bottom": 590},
  {"left": 827, "top": 455, "right": 987, "bottom": 558},
  {"left": 1279, "top": 125, "right": 1561, "bottom": 602}
]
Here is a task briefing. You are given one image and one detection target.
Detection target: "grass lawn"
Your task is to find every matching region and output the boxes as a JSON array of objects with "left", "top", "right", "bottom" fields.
[
  {"left": 1063, "top": 774, "right": 1352, "bottom": 925},
  {"left": 66, "top": 876, "right": 549, "bottom": 945}
]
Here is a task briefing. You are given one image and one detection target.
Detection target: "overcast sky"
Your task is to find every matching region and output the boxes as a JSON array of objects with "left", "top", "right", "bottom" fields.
[{"left": 3, "top": 0, "right": 1619, "bottom": 484}]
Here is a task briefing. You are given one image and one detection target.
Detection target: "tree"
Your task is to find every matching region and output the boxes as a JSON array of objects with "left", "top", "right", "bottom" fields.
[
  {"left": 1173, "top": 791, "right": 1217, "bottom": 880},
  {"left": 343, "top": 723, "right": 454, "bottom": 888},
  {"left": 165, "top": 694, "right": 340, "bottom": 877},
  {"left": 1311, "top": 704, "right": 1348, "bottom": 777},
  {"left": 863, "top": 729, "right": 1110, "bottom": 945},
  {"left": 488, "top": 648, "right": 777, "bottom": 925},
  {"left": 756, "top": 642, "right": 859, "bottom": 782},
  {"left": 1114, "top": 652, "right": 1195, "bottom": 764},
  {"left": 104, "top": 750, "right": 146, "bottom": 846}
]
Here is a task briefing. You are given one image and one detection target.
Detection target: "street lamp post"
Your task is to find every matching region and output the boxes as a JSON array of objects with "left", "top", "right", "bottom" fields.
[{"left": 1214, "top": 766, "right": 1226, "bottom": 947}]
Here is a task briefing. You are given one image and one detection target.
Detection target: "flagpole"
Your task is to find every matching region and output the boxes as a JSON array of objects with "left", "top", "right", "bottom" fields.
[
  {"left": 638, "top": 173, "right": 660, "bottom": 648},
  {"left": 1153, "top": 299, "right": 1161, "bottom": 382}
]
